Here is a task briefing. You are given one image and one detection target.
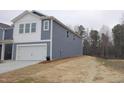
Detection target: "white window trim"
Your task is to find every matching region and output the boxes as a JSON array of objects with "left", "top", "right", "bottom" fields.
[
  {"left": 25, "top": 23, "right": 31, "bottom": 33},
  {"left": 43, "top": 20, "right": 49, "bottom": 31},
  {"left": 19, "top": 24, "right": 24, "bottom": 34},
  {"left": 23, "top": 24, "right": 25, "bottom": 33},
  {"left": 19, "top": 23, "right": 37, "bottom": 34},
  {"left": 31, "top": 23, "right": 36, "bottom": 33}
]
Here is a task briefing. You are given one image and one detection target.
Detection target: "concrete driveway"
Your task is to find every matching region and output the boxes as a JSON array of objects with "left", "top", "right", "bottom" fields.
[{"left": 0, "top": 60, "right": 40, "bottom": 74}]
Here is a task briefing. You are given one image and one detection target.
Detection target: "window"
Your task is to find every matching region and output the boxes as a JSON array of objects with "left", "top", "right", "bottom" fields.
[
  {"left": 25, "top": 23, "right": 30, "bottom": 33},
  {"left": 19, "top": 24, "right": 24, "bottom": 33},
  {"left": 31, "top": 23, "right": 36, "bottom": 32},
  {"left": 67, "top": 31, "right": 69, "bottom": 38},
  {"left": 43, "top": 20, "right": 49, "bottom": 31}
]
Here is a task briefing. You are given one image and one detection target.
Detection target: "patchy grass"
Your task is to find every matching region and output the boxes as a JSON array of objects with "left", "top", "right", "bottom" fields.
[
  {"left": 0, "top": 56, "right": 124, "bottom": 83},
  {"left": 96, "top": 58, "right": 124, "bottom": 73},
  {"left": 16, "top": 77, "right": 35, "bottom": 83}
]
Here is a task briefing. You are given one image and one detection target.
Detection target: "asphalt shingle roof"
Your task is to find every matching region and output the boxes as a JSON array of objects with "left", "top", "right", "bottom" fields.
[{"left": 32, "top": 10, "right": 46, "bottom": 17}]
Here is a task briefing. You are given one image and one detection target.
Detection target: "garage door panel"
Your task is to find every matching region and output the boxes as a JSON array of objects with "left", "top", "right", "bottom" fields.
[{"left": 16, "top": 44, "right": 47, "bottom": 61}]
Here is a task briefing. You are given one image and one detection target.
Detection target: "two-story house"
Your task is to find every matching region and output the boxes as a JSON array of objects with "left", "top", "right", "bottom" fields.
[{"left": 0, "top": 10, "right": 83, "bottom": 61}]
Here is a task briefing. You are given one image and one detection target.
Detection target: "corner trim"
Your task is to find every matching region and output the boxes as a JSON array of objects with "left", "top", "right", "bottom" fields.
[{"left": 50, "top": 19, "right": 53, "bottom": 60}]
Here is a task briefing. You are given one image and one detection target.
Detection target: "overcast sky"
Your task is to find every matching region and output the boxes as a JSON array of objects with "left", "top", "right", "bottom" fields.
[{"left": 0, "top": 10, "right": 123, "bottom": 30}]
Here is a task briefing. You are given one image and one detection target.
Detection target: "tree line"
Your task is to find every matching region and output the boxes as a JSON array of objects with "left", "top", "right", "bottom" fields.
[{"left": 74, "top": 23, "right": 124, "bottom": 59}]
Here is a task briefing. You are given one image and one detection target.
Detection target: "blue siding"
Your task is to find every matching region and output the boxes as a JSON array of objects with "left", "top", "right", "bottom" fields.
[
  {"left": 4, "top": 29, "right": 13, "bottom": 40},
  {"left": 0, "top": 28, "right": 13, "bottom": 40},
  {"left": 41, "top": 19, "right": 51, "bottom": 40},
  {"left": 0, "top": 44, "right": 2, "bottom": 60},
  {"left": 12, "top": 42, "right": 50, "bottom": 60},
  {"left": 52, "top": 21, "right": 83, "bottom": 59},
  {"left": 0, "top": 29, "right": 3, "bottom": 40}
]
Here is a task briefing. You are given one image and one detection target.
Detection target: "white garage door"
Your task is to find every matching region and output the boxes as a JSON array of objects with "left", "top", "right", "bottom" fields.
[{"left": 16, "top": 44, "right": 47, "bottom": 61}]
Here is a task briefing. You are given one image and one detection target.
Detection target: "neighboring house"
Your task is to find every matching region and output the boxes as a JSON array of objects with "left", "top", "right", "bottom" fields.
[
  {"left": 0, "top": 23, "right": 13, "bottom": 60},
  {"left": 0, "top": 10, "right": 83, "bottom": 61}
]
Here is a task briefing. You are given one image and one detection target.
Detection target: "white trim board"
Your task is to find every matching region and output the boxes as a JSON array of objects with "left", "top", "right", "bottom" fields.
[
  {"left": 17, "top": 43, "right": 47, "bottom": 47},
  {"left": 50, "top": 19, "right": 53, "bottom": 60},
  {"left": 14, "top": 39, "right": 51, "bottom": 43}
]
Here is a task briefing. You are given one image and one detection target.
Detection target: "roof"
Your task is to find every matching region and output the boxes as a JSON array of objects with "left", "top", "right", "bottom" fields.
[{"left": 0, "top": 23, "right": 11, "bottom": 29}]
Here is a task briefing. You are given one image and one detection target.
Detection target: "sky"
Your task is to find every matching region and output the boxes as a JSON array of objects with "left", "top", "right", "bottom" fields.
[{"left": 0, "top": 10, "right": 123, "bottom": 31}]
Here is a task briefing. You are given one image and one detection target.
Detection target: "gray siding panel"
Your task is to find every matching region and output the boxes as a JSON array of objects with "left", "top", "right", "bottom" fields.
[
  {"left": 0, "top": 30, "right": 3, "bottom": 40},
  {"left": 4, "top": 29, "right": 13, "bottom": 40},
  {"left": 12, "top": 42, "right": 50, "bottom": 60},
  {"left": 0, "top": 44, "right": 2, "bottom": 60},
  {"left": 52, "top": 21, "right": 82, "bottom": 59},
  {"left": 41, "top": 19, "right": 51, "bottom": 40},
  {"left": 4, "top": 44, "right": 12, "bottom": 60}
]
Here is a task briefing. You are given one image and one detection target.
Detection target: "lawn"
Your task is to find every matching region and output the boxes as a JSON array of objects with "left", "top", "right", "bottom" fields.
[{"left": 0, "top": 56, "right": 124, "bottom": 83}]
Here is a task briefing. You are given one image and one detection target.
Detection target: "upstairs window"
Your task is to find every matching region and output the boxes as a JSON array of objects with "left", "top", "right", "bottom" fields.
[
  {"left": 43, "top": 20, "right": 49, "bottom": 31},
  {"left": 19, "top": 24, "right": 24, "bottom": 33},
  {"left": 31, "top": 23, "right": 36, "bottom": 32},
  {"left": 25, "top": 23, "right": 30, "bottom": 33}
]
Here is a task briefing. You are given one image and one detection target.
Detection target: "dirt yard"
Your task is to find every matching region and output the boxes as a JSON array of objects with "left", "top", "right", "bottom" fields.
[{"left": 0, "top": 56, "right": 124, "bottom": 83}]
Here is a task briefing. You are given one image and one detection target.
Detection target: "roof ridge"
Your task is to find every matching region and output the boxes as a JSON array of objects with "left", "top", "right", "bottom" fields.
[{"left": 31, "top": 10, "right": 47, "bottom": 17}]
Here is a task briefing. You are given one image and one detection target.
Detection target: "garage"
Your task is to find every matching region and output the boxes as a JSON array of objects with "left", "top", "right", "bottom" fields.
[{"left": 16, "top": 44, "right": 47, "bottom": 61}]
